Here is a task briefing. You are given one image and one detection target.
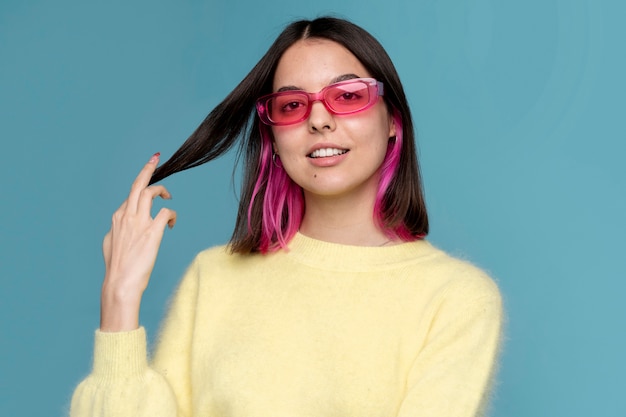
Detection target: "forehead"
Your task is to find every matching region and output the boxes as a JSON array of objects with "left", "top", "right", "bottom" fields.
[{"left": 273, "top": 38, "right": 371, "bottom": 91}]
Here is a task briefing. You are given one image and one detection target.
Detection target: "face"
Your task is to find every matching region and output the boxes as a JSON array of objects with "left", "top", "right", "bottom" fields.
[{"left": 271, "top": 38, "right": 396, "bottom": 203}]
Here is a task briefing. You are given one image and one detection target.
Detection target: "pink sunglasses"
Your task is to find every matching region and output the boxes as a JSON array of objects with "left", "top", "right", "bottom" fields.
[{"left": 256, "top": 78, "right": 384, "bottom": 126}]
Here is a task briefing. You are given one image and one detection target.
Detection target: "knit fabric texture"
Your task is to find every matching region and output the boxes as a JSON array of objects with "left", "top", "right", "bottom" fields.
[{"left": 71, "top": 233, "right": 503, "bottom": 417}]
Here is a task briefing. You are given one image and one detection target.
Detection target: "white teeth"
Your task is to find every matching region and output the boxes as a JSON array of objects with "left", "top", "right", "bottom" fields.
[{"left": 309, "top": 148, "right": 348, "bottom": 158}]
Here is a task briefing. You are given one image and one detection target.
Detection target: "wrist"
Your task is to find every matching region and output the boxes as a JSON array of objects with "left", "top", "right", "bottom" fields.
[{"left": 100, "top": 282, "right": 142, "bottom": 332}]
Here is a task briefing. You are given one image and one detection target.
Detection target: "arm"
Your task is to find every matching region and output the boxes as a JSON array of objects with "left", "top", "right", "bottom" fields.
[
  {"left": 70, "top": 154, "right": 184, "bottom": 416},
  {"left": 397, "top": 274, "right": 504, "bottom": 417},
  {"left": 70, "top": 328, "right": 178, "bottom": 417},
  {"left": 70, "top": 260, "right": 199, "bottom": 417}
]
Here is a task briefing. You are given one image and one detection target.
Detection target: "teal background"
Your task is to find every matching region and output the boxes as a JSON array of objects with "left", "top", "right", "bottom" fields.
[{"left": 1, "top": 0, "right": 624, "bottom": 415}]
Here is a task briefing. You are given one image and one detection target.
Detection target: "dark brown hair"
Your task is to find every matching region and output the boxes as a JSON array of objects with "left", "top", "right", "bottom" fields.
[{"left": 150, "top": 17, "right": 428, "bottom": 253}]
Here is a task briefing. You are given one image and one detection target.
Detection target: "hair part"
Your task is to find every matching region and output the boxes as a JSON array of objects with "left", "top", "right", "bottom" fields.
[{"left": 150, "top": 17, "right": 428, "bottom": 254}]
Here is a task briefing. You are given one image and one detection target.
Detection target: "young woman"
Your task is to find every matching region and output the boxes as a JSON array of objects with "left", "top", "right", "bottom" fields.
[{"left": 71, "top": 17, "right": 502, "bottom": 417}]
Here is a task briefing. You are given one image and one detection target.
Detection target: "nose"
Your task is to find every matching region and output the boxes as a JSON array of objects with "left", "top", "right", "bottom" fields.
[{"left": 307, "top": 100, "right": 336, "bottom": 132}]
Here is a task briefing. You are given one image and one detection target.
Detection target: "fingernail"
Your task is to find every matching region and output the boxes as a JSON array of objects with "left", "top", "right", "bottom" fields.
[{"left": 149, "top": 152, "right": 161, "bottom": 164}]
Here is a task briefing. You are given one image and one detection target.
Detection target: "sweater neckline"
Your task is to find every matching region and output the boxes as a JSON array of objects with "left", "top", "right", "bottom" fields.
[{"left": 283, "top": 232, "right": 436, "bottom": 272}]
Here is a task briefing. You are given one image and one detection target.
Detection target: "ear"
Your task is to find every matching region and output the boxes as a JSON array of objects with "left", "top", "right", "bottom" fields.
[{"left": 388, "top": 114, "right": 397, "bottom": 138}]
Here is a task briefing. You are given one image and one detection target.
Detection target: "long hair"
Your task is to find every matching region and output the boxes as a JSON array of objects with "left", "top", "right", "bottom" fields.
[{"left": 150, "top": 17, "right": 428, "bottom": 253}]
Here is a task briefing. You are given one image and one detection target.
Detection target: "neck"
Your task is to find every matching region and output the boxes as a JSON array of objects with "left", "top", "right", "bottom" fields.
[{"left": 299, "top": 190, "right": 395, "bottom": 247}]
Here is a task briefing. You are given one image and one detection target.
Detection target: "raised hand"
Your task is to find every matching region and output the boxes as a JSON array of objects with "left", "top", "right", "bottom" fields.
[{"left": 100, "top": 153, "right": 177, "bottom": 332}]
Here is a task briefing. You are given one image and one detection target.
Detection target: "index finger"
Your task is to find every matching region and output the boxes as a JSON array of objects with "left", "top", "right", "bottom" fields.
[{"left": 127, "top": 152, "right": 160, "bottom": 213}]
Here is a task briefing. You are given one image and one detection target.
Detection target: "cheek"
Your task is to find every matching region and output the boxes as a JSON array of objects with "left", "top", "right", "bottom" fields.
[
  {"left": 347, "top": 114, "right": 393, "bottom": 150},
  {"left": 271, "top": 136, "right": 301, "bottom": 177},
  {"left": 270, "top": 127, "right": 298, "bottom": 156}
]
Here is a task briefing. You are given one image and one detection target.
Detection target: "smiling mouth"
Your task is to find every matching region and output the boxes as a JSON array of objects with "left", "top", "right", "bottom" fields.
[{"left": 308, "top": 148, "right": 349, "bottom": 158}]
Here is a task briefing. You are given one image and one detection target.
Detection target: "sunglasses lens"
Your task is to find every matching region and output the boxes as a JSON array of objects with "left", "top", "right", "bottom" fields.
[
  {"left": 266, "top": 93, "right": 308, "bottom": 125},
  {"left": 325, "top": 82, "right": 371, "bottom": 114}
]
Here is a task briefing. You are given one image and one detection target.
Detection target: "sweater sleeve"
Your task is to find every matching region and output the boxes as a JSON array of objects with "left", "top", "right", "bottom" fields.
[
  {"left": 70, "top": 258, "right": 200, "bottom": 417},
  {"left": 396, "top": 271, "right": 504, "bottom": 417}
]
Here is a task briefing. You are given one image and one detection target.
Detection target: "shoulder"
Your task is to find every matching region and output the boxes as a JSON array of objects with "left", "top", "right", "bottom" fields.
[
  {"left": 194, "top": 244, "right": 232, "bottom": 263},
  {"left": 170, "top": 244, "right": 253, "bottom": 294},
  {"left": 188, "top": 244, "right": 263, "bottom": 274},
  {"left": 411, "top": 243, "right": 504, "bottom": 339},
  {"left": 418, "top": 242, "right": 502, "bottom": 304}
]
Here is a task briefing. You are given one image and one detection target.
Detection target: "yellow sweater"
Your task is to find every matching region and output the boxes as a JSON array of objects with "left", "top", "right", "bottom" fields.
[{"left": 71, "top": 233, "right": 503, "bottom": 417}]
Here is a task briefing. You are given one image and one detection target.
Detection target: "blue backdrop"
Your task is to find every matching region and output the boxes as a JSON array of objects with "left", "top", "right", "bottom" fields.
[{"left": 1, "top": 1, "right": 624, "bottom": 416}]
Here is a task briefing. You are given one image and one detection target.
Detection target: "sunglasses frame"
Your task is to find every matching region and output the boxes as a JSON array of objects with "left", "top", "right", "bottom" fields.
[{"left": 256, "top": 77, "right": 384, "bottom": 126}]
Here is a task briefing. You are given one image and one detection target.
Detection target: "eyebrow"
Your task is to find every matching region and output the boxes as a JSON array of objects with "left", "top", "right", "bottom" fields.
[{"left": 276, "top": 73, "right": 360, "bottom": 92}]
